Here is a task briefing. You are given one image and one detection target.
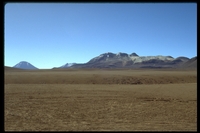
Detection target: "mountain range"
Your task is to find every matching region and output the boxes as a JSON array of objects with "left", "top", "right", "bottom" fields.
[
  {"left": 10, "top": 52, "right": 197, "bottom": 69},
  {"left": 70, "top": 52, "right": 196, "bottom": 69}
]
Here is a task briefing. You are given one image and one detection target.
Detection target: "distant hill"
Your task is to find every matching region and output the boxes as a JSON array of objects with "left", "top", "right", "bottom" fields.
[
  {"left": 13, "top": 61, "right": 38, "bottom": 69},
  {"left": 59, "top": 63, "right": 76, "bottom": 68},
  {"left": 52, "top": 63, "right": 76, "bottom": 69}
]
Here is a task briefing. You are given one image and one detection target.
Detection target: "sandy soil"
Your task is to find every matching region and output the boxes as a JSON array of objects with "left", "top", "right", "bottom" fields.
[{"left": 4, "top": 69, "right": 197, "bottom": 131}]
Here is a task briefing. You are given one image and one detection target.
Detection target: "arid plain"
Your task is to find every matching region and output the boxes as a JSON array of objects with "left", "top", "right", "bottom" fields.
[{"left": 4, "top": 68, "right": 197, "bottom": 131}]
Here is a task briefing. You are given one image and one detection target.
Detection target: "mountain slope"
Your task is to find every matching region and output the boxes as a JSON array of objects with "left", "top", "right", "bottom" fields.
[
  {"left": 13, "top": 61, "right": 38, "bottom": 69},
  {"left": 180, "top": 56, "right": 197, "bottom": 69}
]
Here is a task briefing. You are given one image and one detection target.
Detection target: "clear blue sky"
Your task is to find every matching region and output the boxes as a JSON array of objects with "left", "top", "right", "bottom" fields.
[{"left": 4, "top": 3, "right": 197, "bottom": 69}]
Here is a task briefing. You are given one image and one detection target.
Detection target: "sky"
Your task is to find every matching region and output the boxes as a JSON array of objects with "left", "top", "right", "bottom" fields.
[{"left": 4, "top": 3, "right": 197, "bottom": 69}]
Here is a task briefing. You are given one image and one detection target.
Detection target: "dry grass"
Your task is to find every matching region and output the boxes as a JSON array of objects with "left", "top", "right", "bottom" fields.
[
  {"left": 4, "top": 69, "right": 197, "bottom": 131},
  {"left": 5, "top": 69, "right": 197, "bottom": 84}
]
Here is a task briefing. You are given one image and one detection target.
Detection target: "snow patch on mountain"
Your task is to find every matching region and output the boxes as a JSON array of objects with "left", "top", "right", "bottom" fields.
[{"left": 132, "top": 55, "right": 174, "bottom": 63}]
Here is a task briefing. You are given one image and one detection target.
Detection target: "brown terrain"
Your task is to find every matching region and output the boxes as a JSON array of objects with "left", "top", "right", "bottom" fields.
[{"left": 4, "top": 68, "right": 197, "bottom": 131}]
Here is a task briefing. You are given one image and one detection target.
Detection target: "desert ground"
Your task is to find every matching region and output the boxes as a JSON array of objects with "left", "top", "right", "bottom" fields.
[{"left": 4, "top": 68, "right": 197, "bottom": 131}]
